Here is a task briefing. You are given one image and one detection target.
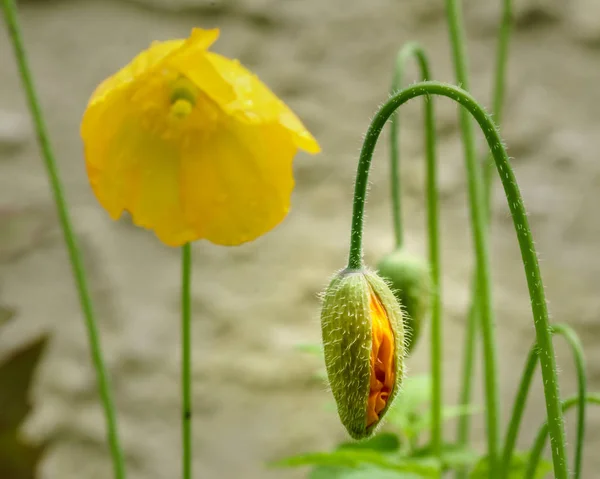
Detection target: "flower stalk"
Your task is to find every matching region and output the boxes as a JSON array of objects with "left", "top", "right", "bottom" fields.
[
  {"left": 1, "top": 2, "right": 126, "bottom": 478},
  {"left": 452, "top": 0, "right": 514, "bottom": 472},
  {"left": 347, "top": 80, "right": 567, "bottom": 479},
  {"left": 386, "top": 42, "right": 442, "bottom": 456},
  {"left": 525, "top": 393, "right": 599, "bottom": 479},
  {"left": 181, "top": 243, "right": 193, "bottom": 479},
  {"left": 502, "top": 324, "right": 586, "bottom": 479}
]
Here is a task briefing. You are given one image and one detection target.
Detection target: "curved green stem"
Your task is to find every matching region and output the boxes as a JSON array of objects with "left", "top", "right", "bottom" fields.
[
  {"left": 502, "top": 324, "right": 586, "bottom": 479},
  {"left": 181, "top": 243, "right": 193, "bottom": 479},
  {"left": 1, "top": 2, "right": 126, "bottom": 478},
  {"left": 525, "top": 393, "right": 599, "bottom": 479},
  {"left": 388, "top": 43, "right": 442, "bottom": 458},
  {"left": 346, "top": 81, "right": 567, "bottom": 479}
]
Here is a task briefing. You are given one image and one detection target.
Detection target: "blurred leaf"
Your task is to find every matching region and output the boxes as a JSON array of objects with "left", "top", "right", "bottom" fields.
[
  {"left": 0, "top": 336, "right": 48, "bottom": 479},
  {"left": 469, "top": 452, "right": 552, "bottom": 479},
  {"left": 412, "top": 443, "right": 479, "bottom": 470},
  {"left": 384, "top": 376, "right": 432, "bottom": 434},
  {"left": 272, "top": 449, "right": 440, "bottom": 477},
  {"left": 0, "top": 429, "right": 45, "bottom": 479},
  {"left": 295, "top": 343, "right": 324, "bottom": 356},
  {"left": 412, "top": 404, "right": 481, "bottom": 437},
  {"left": 338, "top": 433, "right": 401, "bottom": 453},
  {"left": 0, "top": 305, "right": 15, "bottom": 328},
  {"left": 393, "top": 376, "right": 432, "bottom": 413},
  {"left": 310, "top": 466, "right": 426, "bottom": 479},
  {"left": 386, "top": 373, "right": 479, "bottom": 441},
  {"left": 309, "top": 466, "right": 347, "bottom": 479},
  {"left": 0, "top": 337, "right": 47, "bottom": 429}
]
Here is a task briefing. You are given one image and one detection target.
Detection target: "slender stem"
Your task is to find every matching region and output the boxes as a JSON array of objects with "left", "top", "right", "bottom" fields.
[
  {"left": 444, "top": 0, "right": 496, "bottom": 472},
  {"left": 456, "top": 299, "right": 478, "bottom": 448},
  {"left": 501, "top": 324, "right": 587, "bottom": 479},
  {"left": 500, "top": 345, "right": 538, "bottom": 478},
  {"left": 484, "top": 0, "right": 513, "bottom": 200},
  {"left": 552, "top": 325, "right": 586, "bottom": 479},
  {"left": 525, "top": 393, "right": 600, "bottom": 479},
  {"left": 447, "top": 2, "right": 504, "bottom": 470},
  {"left": 181, "top": 243, "right": 193, "bottom": 479},
  {"left": 389, "top": 50, "right": 404, "bottom": 249},
  {"left": 456, "top": 0, "right": 513, "bottom": 470},
  {"left": 346, "top": 81, "right": 567, "bottom": 479},
  {"left": 388, "top": 43, "right": 442, "bottom": 458},
  {"left": 1, "top": 3, "right": 126, "bottom": 478},
  {"left": 389, "top": 43, "right": 432, "bottom": 248}
]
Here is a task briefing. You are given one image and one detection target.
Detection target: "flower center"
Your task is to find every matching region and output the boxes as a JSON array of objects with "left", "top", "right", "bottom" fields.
[{"left": 169, "top": 76, "right": 199, "bottom": 120}]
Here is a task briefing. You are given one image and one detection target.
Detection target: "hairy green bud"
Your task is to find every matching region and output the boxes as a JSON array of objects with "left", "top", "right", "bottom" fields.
[
  {"left": 320, "top": 268, "right": 405, "bottom": 439},
  {"left": 377, "top": 249, "right": 432, "bottom": 354}
]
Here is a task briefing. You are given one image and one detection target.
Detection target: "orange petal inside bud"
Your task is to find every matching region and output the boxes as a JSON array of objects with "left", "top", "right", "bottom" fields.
[{"left": 366, "top": 290, "right": 395, "bottom": 427}]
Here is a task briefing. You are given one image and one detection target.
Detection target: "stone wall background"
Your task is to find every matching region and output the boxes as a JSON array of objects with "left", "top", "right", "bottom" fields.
[{"left": 2, "top": 0, "right": 600, "bottom": 477}]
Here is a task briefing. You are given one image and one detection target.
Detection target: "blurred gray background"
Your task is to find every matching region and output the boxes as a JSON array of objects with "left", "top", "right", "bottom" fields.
[{"left": 1, "top": 0, "right": 600, "bottom": 477}]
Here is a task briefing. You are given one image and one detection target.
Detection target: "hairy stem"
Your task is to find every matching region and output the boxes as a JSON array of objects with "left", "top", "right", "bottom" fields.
[
  {"left": 388, "top": 42, "right": 442, "bottom": 457},
  {"left": 346, "top": 80, "right": 567, "bottom": 479},
  {"left": 501, "top": 324, "right": 586, "bottom": 479},
  {"left": 1, "top": 2, "right": 127, "bottom": 478},
  {"left": 525, "top": 393, "right": 599, "bottom": 479}
]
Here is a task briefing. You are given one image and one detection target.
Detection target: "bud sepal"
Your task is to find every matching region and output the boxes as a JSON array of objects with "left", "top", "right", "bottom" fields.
[{"left": 320, "top": 268, "right": 405, "bottom": 439}]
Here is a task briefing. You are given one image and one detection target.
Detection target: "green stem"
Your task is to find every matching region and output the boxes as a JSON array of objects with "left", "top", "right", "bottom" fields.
[
  {"left": 346, "top": 81, "right": 567, "bottom": 479},
  {"left": 388, "top": 43, "right": 442, "bottom": 458},
  {"left": 443, "top": 1, "right": 493, "bottom": 472},
  {"left": 456, "top": 1, "right": 513, "bottom": 470},
  {"left": 500, "top": 346, "right": 538, "bottom": 477},
  {"left": 389, "top": 43, "right": 432, "bottom": 248},
  {"left": 525, "top": 393, "right": 599, "bottom": 479},
  {"left": 501, "top": 324, "right": 586, "bottom": 479},
  {"left": 485, "top": 0, "right": 513, "bottom": 200},
  {"left": 181, "top": 243, "right": 193, "bottom": 479},
  {"left": 456, "top": 299, "right": 478, "bottom": 450},
  {"left": 1, "top": 3, "right": 126, "bottom": 478},
  {"left": 445, "top": 2, "right": 505, "bottom": 468}
]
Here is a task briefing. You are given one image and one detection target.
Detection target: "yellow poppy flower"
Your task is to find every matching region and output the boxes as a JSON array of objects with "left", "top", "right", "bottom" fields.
[{"left": 80, "top": 28, "right": 320, "bottom": 246}]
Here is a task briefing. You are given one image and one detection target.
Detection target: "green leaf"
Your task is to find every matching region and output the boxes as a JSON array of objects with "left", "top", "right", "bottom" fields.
[
  {"left": 411, "top": 404, "right": 481, "bottom": 437},
  {"left": 310, "top": 466, "right": 426, "bottom": 479},
  {"left": 384, "top": 375, "right": 432, "bottom": 432},
  {"left": 295, "top": 343, "right": 324, "bottom": 356},
  {"left": 469, "top": 452, "right": 552, "bottom": 479},
  {"left": 412, "top": 443, "right": 479, "bottom": 470},
  {"left": 0, "top": 305, "right": 15, "bottom": 328},
  {"left": 0, "top": 336, "right": 49, "bottom": 479},
  {"left": 0, "top": 337, "right": 48, "bottom": 429},
  {"left": 272, "top": 449, "right": 440, "bottom": 477},
  {"left": 338, "top": 433, "right": 401, "bottom": 453}
]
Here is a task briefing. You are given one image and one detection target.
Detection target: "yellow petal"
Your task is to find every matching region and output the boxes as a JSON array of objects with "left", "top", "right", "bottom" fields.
[
  {"left": 87, "top": 28, "right": 221, "bottom": 107},
  {"left": 203, "top": 52, "right": 321, "bottom": 155},
  {"left": 180, "top": 121, "right": 297, "bottom": 245},
  {"left": 81, "top": 88, "right": 196, "bottom": 247}
]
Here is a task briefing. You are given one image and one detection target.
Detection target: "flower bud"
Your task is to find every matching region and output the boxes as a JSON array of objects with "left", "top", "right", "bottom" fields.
[
  {"left": 320, "top": 268, "right": 405, "bottom": 439},
  {"left": 377, "top": 249, "right": 431, "bottom": 354}
]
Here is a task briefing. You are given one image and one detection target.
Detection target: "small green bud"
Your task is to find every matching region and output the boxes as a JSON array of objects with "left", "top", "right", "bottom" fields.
[
  {"left": 377, "top": 249, "right": 432, "bottom": 354},
  {"left": 320, "top": 268, "right": 405, "bottom": 439}
]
